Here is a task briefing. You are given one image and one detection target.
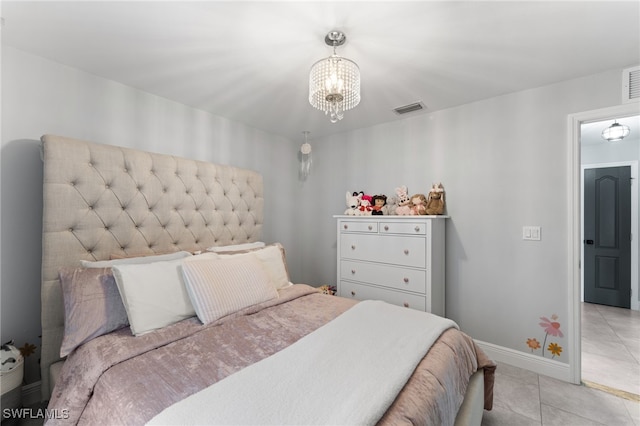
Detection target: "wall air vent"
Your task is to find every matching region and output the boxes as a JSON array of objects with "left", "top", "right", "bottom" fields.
[
  {"left": 622, "top": 65, "right": 640, "bottom": 103},
  {"left": 393, "top": 102, "right": 426, "bottom": 115}
]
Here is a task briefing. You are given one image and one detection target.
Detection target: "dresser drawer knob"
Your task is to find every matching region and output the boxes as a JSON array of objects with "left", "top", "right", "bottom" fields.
[
  {"left": 415, "top": 226, "right": 420, "bottom": 232},
  {"left": 384, "top": 225, "right": 389, "bottom": 231},
  {"left": 403, "top": 302, "right": 409, "bottom": 308},
  {"left": 351, "top": 291, "right": 356, "bottom": 297},
  {"left": 403, "top": 277, "right": 409, "bottom": 283},
  {"left": 344, "top": 224, "right": 348, "bottom": 230},
  {"left": 351, "top": 269, "right": 356, "bottom": 275},
  {"left": 368, "top": 225, "right": 373, "bottom": 230},
  {"left": 351, "top": 245, "right": 356, "bottom": 250},
  {"left": 404, "top": 249, "right": 409, "bottom": 255}
]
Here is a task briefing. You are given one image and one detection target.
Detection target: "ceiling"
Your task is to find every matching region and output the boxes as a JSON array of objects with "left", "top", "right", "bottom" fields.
[{"left": 2, "top": 1, "right": 640, "bottom": 142}]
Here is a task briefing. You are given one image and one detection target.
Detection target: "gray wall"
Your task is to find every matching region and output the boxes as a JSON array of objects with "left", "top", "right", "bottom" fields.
[
  {"left": 1, "top": 47, "right": 298, "bottom": 382},
  {"left": 0, "top": 45, "right": 631, "bottom": 385},
  {"left": 292, "top": 69, "right": 625, "bottom": 363}
]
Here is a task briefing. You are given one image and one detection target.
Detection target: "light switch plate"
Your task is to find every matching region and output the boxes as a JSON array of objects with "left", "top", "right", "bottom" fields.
[{"left": 523, "top": 226, "right": 541, "bottom": 241}]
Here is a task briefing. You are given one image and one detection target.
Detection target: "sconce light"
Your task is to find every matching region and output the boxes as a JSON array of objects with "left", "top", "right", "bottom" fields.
[{"left": 299, "top": 131, "right": 312, "bottom": 181}]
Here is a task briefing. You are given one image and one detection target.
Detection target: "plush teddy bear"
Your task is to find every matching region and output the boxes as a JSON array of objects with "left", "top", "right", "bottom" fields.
[
  {"left": 382, "top": 196, "right": 397, "bottom": 215},
  {"left": 409, "top": 194, "right": 428, "bottom": 215},
  {"left": 395, "top": 185, "right": 412, "bottom": 215},
  {"left": 344, "top": 191, "right": 362, "bottom": 216},
  {"left": 425, "top": 183, "right": 446, "bottom": 215},
  {"left": 371, "top": 195, "right": 387, "bottom": 215}
]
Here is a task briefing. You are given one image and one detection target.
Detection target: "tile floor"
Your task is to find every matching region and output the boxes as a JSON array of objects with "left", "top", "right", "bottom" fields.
[
  {"left": 582, "top": 302, "right": 640, "bottom": 396},
  {"left": 482, "top": 362, "right": 639, "bottom": 426},
  {"left": 483, "top": 302, "right": 640, "bottom": 426}
]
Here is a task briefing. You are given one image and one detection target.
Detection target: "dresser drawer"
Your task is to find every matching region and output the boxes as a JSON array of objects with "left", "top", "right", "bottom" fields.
[
  {"left": 340, "top": 281, "right": 426, "bottom": 311},
  {"left": 339, "top": 221, "right": 378, "bottom": 233},
  {"left": 340, "top": 260, "right": 426, "bottom": 294},
  {"left": 379, "top": 221, "right": 427, "bottom": 235},
  {"left": 340, "top": 233, "right": 426, "bottom": 268}
]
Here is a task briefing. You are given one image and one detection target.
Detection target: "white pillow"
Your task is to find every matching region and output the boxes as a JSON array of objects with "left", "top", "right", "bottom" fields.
[
  {"left": 181, "top": 256, "right": 278, "bottom": 324},
  {"left": 206, "top": 242, "right": 265, "bottom": 253},
  {"left": 112, "top": 258, "right": 196, "bottom": 336},
  {"left": 218, "top": 245, "right": 291, "bottom": 290},
  {"left": 187, "top": 252, "right": 220, "bottom": 261},
  {"left": 81, "top": 251, "right": 192, "bottom": 268}
]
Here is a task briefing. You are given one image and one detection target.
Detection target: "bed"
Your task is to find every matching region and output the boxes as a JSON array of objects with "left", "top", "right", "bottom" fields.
[{"left": 40, "top": 134, "right": 495, "bottom": 425}]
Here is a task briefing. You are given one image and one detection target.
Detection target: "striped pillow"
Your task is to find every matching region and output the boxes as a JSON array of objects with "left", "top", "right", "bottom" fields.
[{"left": 181, "top": 256, "right": 278, "bottom": 324}]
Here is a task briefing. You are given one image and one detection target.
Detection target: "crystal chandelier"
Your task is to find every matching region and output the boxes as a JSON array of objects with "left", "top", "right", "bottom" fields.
[
  {"left": 601, "top": 120, "right": 630, "bottom": 142},
  {"left": 309, "top": 31, "right": 361, "bottom": 123}
]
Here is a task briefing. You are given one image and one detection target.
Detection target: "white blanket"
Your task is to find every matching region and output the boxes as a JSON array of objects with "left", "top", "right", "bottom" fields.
[{"left": 148, "top": 300, "right": 458, "bottom": 426}]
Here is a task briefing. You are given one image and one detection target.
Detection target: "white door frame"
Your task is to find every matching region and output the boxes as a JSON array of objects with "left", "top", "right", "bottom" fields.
[
  {"left": 581, "top": 161, "right": 638, "bottom": 311},
  {"left": 567, "top": 102, "right": 640, "bottom": 384}
]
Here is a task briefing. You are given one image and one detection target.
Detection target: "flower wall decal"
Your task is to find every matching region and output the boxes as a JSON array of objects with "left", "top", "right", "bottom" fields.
[
  {"left": 539, "top": 315, "right": 563, "bottom": 337},
  {"left": 526, "top": 338, "right": 541, "bottom": 351},
  {"left": 19, "top": 342, "right": 36, "bottom": 358},
  {"left": 526, "top": 314, "right": 563, "bottom": 359},
  {"left": 547, "top": 342, "right": 563, "bottom": 357}
]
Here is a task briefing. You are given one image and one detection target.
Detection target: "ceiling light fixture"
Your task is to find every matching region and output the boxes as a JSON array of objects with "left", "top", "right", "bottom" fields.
[
  {"left": 309, "top": 31, "right": 361, "bottom": 123},
  {"left": 601, "top": 120, "right": 630, "bottom": 142}
]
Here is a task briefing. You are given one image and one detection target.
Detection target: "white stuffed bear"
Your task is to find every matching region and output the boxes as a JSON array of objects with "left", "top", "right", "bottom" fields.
[{"left": 344, "top": 191, "right": 363, "bottom": 216}]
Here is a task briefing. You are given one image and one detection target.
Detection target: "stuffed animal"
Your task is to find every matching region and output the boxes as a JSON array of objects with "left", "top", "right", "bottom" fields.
[
  {"left": 1, "top": 341, "right": 22, "bottom": 373},
  {"left": 409, "top": 194, "right": 428, "bottom": 215},
  {"left": 382, "top": 196, "right": 397, "bottom": 215},
  {"left": 318, "top": 285, "right": 336, "bottom": 295},
  {"left": 344, "top": 191, "right": 362, "bottom": 216},
  {"left": 425, "top": 183, "right": 446, "bottom": 215},
  {"left": 371, "top": 195, "right": 387, "bottom": 215},
  {"left": 395, "top": 185, "right": 412, "bottom": 215},
  {"left": 358, "top": 197, "right": 373, "bottom": 215}
]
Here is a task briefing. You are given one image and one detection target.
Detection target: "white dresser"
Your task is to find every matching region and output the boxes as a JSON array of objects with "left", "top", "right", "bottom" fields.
[{"left": 334, "top": 215, "right": 447, "bottom": 316}]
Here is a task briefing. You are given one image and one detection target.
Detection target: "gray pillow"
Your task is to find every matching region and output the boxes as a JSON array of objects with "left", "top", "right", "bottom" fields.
[{"left": 58, "top": 267, "right": 129, "bottom": 357}]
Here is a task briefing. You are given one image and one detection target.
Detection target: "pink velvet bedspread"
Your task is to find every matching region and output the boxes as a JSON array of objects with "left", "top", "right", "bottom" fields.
[{"left": 47, "top": 284, "right": 495, "bottom": 425}]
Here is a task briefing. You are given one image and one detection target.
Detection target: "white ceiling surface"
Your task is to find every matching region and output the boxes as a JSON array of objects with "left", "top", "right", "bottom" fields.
[{"left": 2, "top": 1, "right": 640, "bottom": 142}]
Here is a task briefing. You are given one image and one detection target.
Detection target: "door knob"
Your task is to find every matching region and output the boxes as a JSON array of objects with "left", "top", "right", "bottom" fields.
[{"left": 584, "top": 239, "right": 594, "bottom": 245}]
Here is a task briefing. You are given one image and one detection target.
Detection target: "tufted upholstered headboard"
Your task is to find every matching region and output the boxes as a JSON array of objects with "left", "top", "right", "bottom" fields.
[{"left": 40, "top": 135, "right": 264, "bottom": 400}]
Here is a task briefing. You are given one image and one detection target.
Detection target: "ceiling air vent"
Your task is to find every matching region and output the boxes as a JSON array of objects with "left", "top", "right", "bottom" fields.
[
  {"left": 393, "top": 102, "right": 426, "bottom": 115},
  {"left": 622, "top": 65, "right": 640, "bottom": 103}
]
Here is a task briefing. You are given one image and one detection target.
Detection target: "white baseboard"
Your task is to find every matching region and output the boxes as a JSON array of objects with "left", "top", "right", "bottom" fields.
[
  {"left": 475, "top": 340, "right": 571, "bottom": 382},
  {"left": 21, "top": 380, "right": 42, "bottom": 405}
]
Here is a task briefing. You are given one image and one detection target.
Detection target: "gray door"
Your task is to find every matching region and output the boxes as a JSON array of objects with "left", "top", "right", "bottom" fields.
[{"left": 584, "top": 166, "right": 632, "bottom": 308}]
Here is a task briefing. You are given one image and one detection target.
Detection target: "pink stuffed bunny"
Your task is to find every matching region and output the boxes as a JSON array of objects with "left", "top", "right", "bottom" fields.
[{"left": 395, "top": 185, "right": 412, "bottom": 215}]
